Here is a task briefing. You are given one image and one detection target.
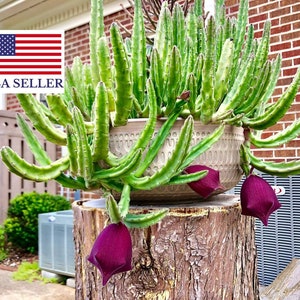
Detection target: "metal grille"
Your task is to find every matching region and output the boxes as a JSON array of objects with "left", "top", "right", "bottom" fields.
[
  {"left": 38, "top": 210, "right": 75, "bottom": 277},
  {"left": 232, "top": 173, "right": 300, "bottom": 286}
]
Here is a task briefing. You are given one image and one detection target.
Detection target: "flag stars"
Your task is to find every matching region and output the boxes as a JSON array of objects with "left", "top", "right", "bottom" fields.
[{"left": 0, "top": 34, "right": 15, "bottom": 56}]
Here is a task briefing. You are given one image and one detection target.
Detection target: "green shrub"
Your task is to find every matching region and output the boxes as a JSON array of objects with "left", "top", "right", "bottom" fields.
[
  {"left": 4, "top": 192, "right": 71, "bottom": 253},
  {"left": 0, "top": 225, "right": 6, "bottom": 249},
  {"left": 0, "top": 225, "right": 7, "bottom": 261}
]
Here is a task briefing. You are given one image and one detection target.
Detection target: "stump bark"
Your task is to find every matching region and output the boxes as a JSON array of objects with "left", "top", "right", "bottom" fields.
[{"left": 73, "top": 195, "right": 259, "bottom": 300}]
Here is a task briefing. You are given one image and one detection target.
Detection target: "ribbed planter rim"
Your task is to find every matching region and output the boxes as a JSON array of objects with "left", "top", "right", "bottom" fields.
[{"left": 109, "top": 119, "right": 244, "bottom": 203}]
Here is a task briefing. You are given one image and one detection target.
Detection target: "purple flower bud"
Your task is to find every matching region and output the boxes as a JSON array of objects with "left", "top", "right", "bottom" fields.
[
  {"left": 87, "top": 222, "right": 132, "bottom": 285},
  {"left": 185, "top": 165, "right": 225, "bottom": 199},
  {"left": 240, "top": 174, "right": 281, "bottom": 226}
]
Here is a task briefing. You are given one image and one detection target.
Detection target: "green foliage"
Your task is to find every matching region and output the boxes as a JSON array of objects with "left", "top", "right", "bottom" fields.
[
  {"left": 12, "top": 261, "right": 41, "bottom": 282},
  {"left": 0, "top": 225, "right": 6, "bottom": 249},
  {"left": 0, "top": 251, "right": 7, "bottom": 262},
  {"left": 4, "top": 192, "right": 71, "bottom": 253},
  {"left": 12, "top": 261, "right": 59, "bottom": 283},
  {"left": 0, "top": 225, "right": 7, "bottom": 262}
]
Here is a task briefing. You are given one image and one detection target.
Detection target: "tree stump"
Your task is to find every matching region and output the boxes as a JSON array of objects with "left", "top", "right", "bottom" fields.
[{"left": 73, "top": 194, "right": 259, "bottom": 300}]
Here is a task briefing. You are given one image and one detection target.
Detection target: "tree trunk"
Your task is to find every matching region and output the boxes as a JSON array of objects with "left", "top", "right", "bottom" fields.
[{"left": 73, "top": 194, "right": 259, "bottom": 300}]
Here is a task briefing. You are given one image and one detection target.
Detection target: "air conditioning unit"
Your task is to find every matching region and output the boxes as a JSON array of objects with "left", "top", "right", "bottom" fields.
[
  {"left": 38, "top": 210, "right": 75, "bottom": 277},
  {"left": 231, "top": 173, "right": 300, "bottom": 286}
]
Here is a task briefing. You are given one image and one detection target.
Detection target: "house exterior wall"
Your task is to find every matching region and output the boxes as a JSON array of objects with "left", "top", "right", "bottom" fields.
[{"left": 65, "top": 7, "right": 133, "bottom": 66}]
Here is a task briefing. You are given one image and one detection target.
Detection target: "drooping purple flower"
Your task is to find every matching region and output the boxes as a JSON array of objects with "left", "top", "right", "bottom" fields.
[
  {"left": 240, "top": 174, "right": 281, "bottom": 226},
  {"left": 185, "top": 165, "right": 225, "bottom": 199},
  {"left": 87, "top": 222, "right": 132, "bottom": 285}
]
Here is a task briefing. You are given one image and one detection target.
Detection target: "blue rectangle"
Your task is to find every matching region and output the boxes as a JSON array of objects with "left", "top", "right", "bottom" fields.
[{"left": 0, "top": 34, "right": 16, "bottom": 56}]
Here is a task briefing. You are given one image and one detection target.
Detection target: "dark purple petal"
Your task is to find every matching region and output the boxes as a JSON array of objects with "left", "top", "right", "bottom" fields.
[
  {"left": 87, "top": 222, "right": 132, "bottom": 285},
  {"left": 185, "top": 165, "right": 225, "bottom": 199},
  {"left": 240, "top": 174, "right": 281, "bottom": 226}
]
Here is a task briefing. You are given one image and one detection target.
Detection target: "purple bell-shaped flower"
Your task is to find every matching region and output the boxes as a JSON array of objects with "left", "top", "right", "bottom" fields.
[
  {"left": 87, "top": 222, "right": 132, "bottom": 285},
  {"left": 240, "top": 174, "right": 281, "bottom": 226},
  {"left": 185, "top": 165, "right": 225, "bottom": 199}
]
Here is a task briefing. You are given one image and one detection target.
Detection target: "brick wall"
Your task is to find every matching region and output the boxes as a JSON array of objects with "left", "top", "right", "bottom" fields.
[
  {"left": 6, "top": 94, "right": 23, "bottom": 112},
  {"left": 65, "top": 23, "right": 90, "bottom": 66},
  {"left": 65, "top": 7, "right": 133, "bottom": 66},
  {"left": 225, "top": 0, "right": 300, "bottom": 161}
]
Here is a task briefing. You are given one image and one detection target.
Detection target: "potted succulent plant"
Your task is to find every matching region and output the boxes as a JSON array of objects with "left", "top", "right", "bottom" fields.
[{"left": 1, "top": 0, "right": 300, "bottom": 296}]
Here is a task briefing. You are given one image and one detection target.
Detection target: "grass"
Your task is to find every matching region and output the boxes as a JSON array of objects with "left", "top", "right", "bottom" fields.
[{"left": 12, "top": 261, "right": 61, "bottom": 283}]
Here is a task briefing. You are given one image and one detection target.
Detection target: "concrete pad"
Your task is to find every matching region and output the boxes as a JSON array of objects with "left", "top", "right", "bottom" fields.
[
  {"left": 66, "top": 278, "right": 76, "bottom": 289},
  {"left": 0, "top": 269, "right": 74, "bottom": 300},
  {"left": 41, "top": 270, "right": 66, "bottom": 282}
]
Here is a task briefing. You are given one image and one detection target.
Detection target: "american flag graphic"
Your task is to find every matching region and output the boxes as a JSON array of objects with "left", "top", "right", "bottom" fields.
[{"left": 0, "top": 31, "right": 64, "bottom": 75}]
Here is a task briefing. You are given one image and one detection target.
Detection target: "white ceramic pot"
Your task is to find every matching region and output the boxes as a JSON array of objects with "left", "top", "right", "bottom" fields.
[{"left": 109, "top": 119, "right": 244, "bottom": 203}]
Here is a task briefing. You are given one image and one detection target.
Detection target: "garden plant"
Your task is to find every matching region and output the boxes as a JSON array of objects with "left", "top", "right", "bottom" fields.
[
  {"left": 1, "top": 0, "right": 300, "bottom": 286},
  {"left": 3, "top": 192, "right": 71, "bottom": 253}
]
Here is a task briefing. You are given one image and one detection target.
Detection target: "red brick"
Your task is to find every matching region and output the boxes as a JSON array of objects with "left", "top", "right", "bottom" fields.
[
  {"left": 293, "top": 39, "right": 300, "bottom": 48},
  {"left": 270, "top": 35, "right": 280, "bottom": 44},
  {"left": 281, "top": 58, "right": 293, "bottom": 68},
  {"left": 283, "top": 67, "right": 299, "bottom": 76},
  {"left": 227, "top": 4, "right": 238, "bottom": 15},
  {"left": 293, "top": 21, "right": 300, "bottom": 29},
  {"left": 260, "top": 132, "right": 273, "bottom": 139},
  {"left": 271, "top": 41, "right": 291, "bottom": 52},
  {"left": 270, "top": 7, "right": 291, "bottom": 19},
  {"left": 293, "top": 57, "right": 300, "bottom": 65},
  {"left": 279, "top": 112, "right": 297, "bottom": 122},
  {"left": 259, "top": 2, "right": 279, "bottom": 13},
  {"left": 277, "top": 77, "right": 294, "bottom": 86},
  {"left": 288, "top": 103, "right": 300, "bottom": 112},
  {"left": 274, "top": 149, "right": 296, "bottom": 158},
  {"left": 252, "top": 150, "right": 274, "bottom": 158},
  {"left": 265, "top": 123, "right": 284, "bottom": 132},
  {"left": 271, "top": 18, "right": 280, "bottom": 27},
  {"left": 249, "top": 0, "right": 266, "bottom": 8},
  {"left": 281, "top": 12, "right": 300, "bottom": 25},
  {"left": 295, "top": 94, "right": 300, "bottom": 103},
  {"left": 249, "top": 13, "right": 268, "bottom": 24},
  {"left": 282, "top": 49, "right": 300, "bottom": 59},
  {"left": 271, "top": 24, "right": 291, "bottom": 35},
  {"left": 254, "top": 30, "right": 263, "bottom": 39},
  {"left": 280, "top": 0, "right": 296, "bottom": 6},
  {"left": 273, "top": 87, "right": 284, "bottom": 96},
  {"left": 286, "top": 140, "right": 300, "bottom": 148},
  {"left": 249, "top": 7, "right": 258, "bottom": 16},
  {"left": 225, "top": 0, "right": 239, "bottom": 6},
  {"left": 293, "top": 3, "right": 300, "bottom": 12}
]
